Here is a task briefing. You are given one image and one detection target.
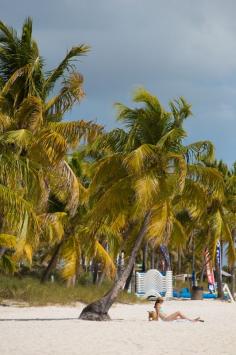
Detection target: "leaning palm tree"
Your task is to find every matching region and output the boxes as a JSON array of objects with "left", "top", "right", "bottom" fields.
[
  {"left": 79, "top": 88, "right": 219, "bottom": 320},
  {"left": 79, "top": 140, "right": 187, "bottom": 320}
]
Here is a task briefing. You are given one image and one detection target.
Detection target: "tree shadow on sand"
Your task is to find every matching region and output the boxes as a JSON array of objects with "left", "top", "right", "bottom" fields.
[{"left": 0, "top": 318, "right": 78, "bottom": 321}]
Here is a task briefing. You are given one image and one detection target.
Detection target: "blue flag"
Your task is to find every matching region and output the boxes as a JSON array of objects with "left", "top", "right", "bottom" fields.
[{"left": 216, "top": 241, "right": 222, "bottom": 270}]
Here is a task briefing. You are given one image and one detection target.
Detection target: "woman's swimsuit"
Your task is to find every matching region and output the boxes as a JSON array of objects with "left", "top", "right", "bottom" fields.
[{"left": 159, "top": 306, "right": 167, "bottom": 319}]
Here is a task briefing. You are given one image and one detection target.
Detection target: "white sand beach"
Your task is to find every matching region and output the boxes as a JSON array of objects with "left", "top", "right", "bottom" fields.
[{"left": 0, "top": 300, "right": 235, "bottom": 355}]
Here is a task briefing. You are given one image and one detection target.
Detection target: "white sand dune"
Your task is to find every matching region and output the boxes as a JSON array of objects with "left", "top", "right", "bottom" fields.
[{"left": 0, "top": 300, "right": 235, "bottom": 355}]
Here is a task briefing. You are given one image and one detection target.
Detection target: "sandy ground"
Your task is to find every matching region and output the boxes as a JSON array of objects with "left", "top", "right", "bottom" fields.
[{"left": 0, "top": 300, "right": 235, "bottom": 355}]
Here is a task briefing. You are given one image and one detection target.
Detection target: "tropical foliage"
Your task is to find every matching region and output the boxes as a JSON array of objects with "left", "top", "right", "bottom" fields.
[{"left": 0, "top": 19, "right": 235, "bottom": 315}]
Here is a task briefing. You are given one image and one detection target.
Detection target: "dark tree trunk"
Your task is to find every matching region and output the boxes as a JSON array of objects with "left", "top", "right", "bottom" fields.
[
  {"left": 200, "top": 264, "right": 205, "bottom": 283},
  {"left": 151, "top": 248, "right": 155, "bottom": 269},
  {"left": 41, "top": 241, "right": 63, "bottom": 283},
  {"left": 142, "top": 243, "right": 148, "bottom": 272},
  {"left": 155, "top": 251, "right": 159, "bottom": 269},
  {"left": 81, "top": 255, "right": 87, "bottom": 272},
  {"left": 41, "top": 217, "right": 78, "bottom": 283},
  {"left": 124, "top": 265, "right": 134, "bottom": 291},
  {"left": 79, "top": 212, "right": 151, "bottom": 321},
  {"left": 92, "top": 260, "right": 99, "bottom": 284},
  {"left": 117, "top": 251, "right": 125, "bottom": 278},
  {"left": 192, "top": 234, "right": 196, "bottom": 287},
  {"left": 215, "top": 258, "right": 223, "bottom": 299},
  {"left": 177, "top": 248, "right": 182, "bottom": 274},
  {"left": 98, "top": 271, "right": 106, "bottom": 285}
]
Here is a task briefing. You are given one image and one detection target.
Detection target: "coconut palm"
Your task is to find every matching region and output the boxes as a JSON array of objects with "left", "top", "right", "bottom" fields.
[
  {"left": 0, "top": 17, "right": 89, "bottom": 120},
  {"left": 0, "top": 19, "right": 103, "bottom": 276},
  {"left": 171, "top": 157, "right": 236, "bottom": 298},
  {"left": 79, "top": 88, "right": 221, "bottom": 320},
  {"left": 52, "top": 151, "right": 118, "bottom": 284}
]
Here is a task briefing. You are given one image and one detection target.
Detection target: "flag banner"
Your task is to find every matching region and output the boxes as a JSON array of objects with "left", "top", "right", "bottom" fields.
[
  {"left": 204, "top": 249, "right": 215, "bottom": 291},
  {"left": 216, "top": 240, "right": 222, "bottom": 284},
  {"left": 191, "top": 270, "right": 196, "bottom": 287},
  {"left": 216, "top": 240, "right": 222, "bottom": 269}
]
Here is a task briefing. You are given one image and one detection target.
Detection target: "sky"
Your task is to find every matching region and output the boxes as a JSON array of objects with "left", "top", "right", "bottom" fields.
[{"left": 1, "top": 0, "right": 236, "bottom": 166}]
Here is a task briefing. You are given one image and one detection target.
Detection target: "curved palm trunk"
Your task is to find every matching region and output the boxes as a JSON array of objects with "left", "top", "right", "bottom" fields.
[
  {"left": 142, "top": 243, "right": 148, "bottom": 272},
  {"left": 151, "top": 247, "right": 155, "bottom": 269},
  {"left": 41, "top": 241, "right": 63, "bottom": 283},
  {"left": 79, "top": 212, "right": 151, "bottom": 321},
  {"left": 41, "top": 219, "right": 77, "bottom": 283},
  {"left": 124, "top": 265, "right": 134, "bottom": 291}
]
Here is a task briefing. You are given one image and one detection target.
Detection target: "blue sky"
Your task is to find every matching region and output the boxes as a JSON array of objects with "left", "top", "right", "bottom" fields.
[{"left": 2, "top": 0, "right": 236, "bottom": 166}]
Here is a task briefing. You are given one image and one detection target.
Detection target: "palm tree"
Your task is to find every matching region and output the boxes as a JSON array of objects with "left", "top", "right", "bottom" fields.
[
  {"left": 53, "top": 151, "right": 118, "bottom": 285},
  {"left": 0, "top": 19, "right": 102, "bottom": 276},
  {"left": 79, "top": 88, "right": 219, "bottom": 320},
  {"left": 0, "top": 17, "right": 89, "bottom": 119},
  {"left": 173, "top": 158, "right": 236, "bottom": 298}
]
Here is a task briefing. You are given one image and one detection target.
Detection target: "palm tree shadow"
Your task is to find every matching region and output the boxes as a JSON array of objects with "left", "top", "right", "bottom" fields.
[{"left": 0, "top": 318, "right": 78, "bottom": 322}]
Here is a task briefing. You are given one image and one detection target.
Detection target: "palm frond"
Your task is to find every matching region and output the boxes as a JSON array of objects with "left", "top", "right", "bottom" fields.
[
  {"left": 87, "top": 128, "right": 129, "bottom": 154},
  {"left": 170, "top": 219, "right": 188, "bottom": 248},
  {"left": 29, "top": 129, "right": 67, "bottom": 165},
  {"left": 135, "top": 173, "right": 160, "bottom": 209},
  {"left": 156, "top": 128, "right": 186, "bottom": 150},
  {"left": 187, "top": 165, "right": 224, "bottom": 200},
  {"left": 59, "top": 237, "right": 79, "bottom": 279},
  {"left": 0, "top": 113, "right": 12, "bottom": 133},
  {"left": 38, "top": 212, "right": 66, "bottom": 244},
  {"left": 1, "top": 129, "right": 34, "bottom": 150},
  {"left": 0, "top": 20, "right": 17, "bottom": 49},
  {"left": 48, "top": 120, "right": 103, "bottom": 148},
  {"left": 44, "top": 45, "right": 90, "bottom": 95},
  {"left": 124, "top": 144, "right": 157, "bottom": 174},
  {"left": 181, "top": 179, "right": 207, "bottom": 218},
  {"left": 0, "top": 153, "right": 41, "bottom": 201},
  {"left": 94, "top": 240, "right": 116, "bottom": 278},
  {"left": 166, "top": 152, "right": 187, "bottom": 193},
  {"left": 89, "top": 153, "right": 126, "bottom": 195},
  {"left": 0, "top": 65, "right": 29, "bottom": 95},
  {"left": 147, "top": 203, "right": 168, "bottom": 243},
  {"left": 23, "top": 243, "right": 33, "bottom": 264},
  {"left": 209, "top": 210, "right": 222, "bottom": 250},
  {"left": 89, "top": 176, "right": 133, "bottom": 224},
  {"left": 0, "top": 234, "right": 16, "bottom": 248},
  {"left": 169, "top": 97, "right": 192, "bottom": 127},
  {"left": 48, "top": 160, "right": 85, "bottom": 216},
  {"left": 133, "top": 87, "right": 163, "bottom": 114},
  {"left": 45, "top": 72, "right": 85, "bottom": 120},
  {"left": 0, "top": 184, "right": 38, "bottom": 238},
  {"left": 15, "top": 96, "right": 43, "bottom": 132}
]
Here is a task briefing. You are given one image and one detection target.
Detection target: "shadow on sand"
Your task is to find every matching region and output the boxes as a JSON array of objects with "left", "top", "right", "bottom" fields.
[{"left": 0, "top": 318, "right": 78, "bottom": 321}]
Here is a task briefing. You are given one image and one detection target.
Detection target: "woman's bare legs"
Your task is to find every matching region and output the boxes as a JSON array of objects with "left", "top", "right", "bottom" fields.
[{"left": 164, "top": 311, "right": 200, "bottom": 322}]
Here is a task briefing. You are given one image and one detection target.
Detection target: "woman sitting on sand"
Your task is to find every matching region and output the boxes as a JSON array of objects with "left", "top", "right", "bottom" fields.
[{"left": 153, "top": 297, "right": 203, "bottom": 322}]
